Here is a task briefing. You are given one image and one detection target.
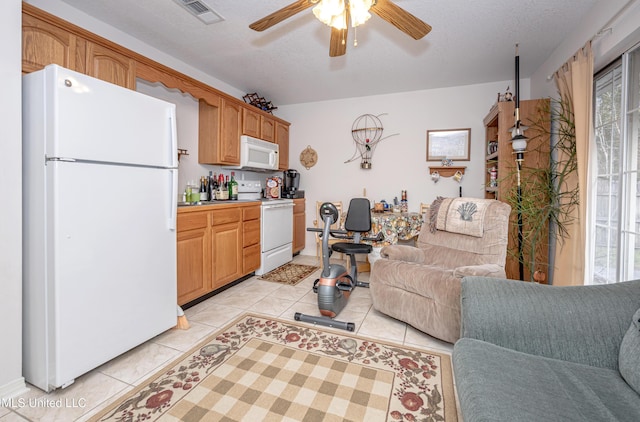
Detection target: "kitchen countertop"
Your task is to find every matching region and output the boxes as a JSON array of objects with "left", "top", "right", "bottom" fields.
[{"left": 177, "top": 200, "right": 261, "bottom": 213}]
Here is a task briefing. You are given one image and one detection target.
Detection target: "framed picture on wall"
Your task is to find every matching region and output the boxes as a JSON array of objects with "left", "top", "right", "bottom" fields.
[{"left": 426, "top": 128, "right": 471, "bottom": 161}]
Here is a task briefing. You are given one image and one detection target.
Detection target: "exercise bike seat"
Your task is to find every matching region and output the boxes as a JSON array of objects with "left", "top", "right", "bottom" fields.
[{"left": 331, "top": 197, "right": 373, "bottom": 258}]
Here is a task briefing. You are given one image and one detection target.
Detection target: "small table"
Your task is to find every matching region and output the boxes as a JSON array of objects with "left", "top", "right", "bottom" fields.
[{"left": 368, "top": 212, "right": 424, "bottom": 246}]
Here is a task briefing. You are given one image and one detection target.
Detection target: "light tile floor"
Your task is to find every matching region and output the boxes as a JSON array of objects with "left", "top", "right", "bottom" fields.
[{"left": 3, "top": 255, "right": 458, "bottom": 422}]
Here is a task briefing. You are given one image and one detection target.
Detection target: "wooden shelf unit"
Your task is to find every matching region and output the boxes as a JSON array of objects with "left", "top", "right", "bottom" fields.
[{"left": 482, "top": 99, "right": 550, "bottom": 280}]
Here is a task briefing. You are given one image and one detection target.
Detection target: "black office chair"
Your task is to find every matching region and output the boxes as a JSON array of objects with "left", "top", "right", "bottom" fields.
[{"left": 331, "top": 197, "right": 373, "bottom": 287}]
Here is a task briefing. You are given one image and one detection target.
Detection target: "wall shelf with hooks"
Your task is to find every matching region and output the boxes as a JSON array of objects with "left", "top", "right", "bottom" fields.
[{"left": 428, "top": 166, "right": 466, "bottom": 178}]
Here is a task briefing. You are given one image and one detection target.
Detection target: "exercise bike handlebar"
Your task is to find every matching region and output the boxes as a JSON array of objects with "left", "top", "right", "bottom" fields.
[{"left": 306, "top": 226, "right": 385, "bottom": 242}]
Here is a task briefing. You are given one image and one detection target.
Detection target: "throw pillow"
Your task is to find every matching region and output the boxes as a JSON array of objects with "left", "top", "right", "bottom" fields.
[
  {"left": 619, "top": 307, "right": 640, "bottom": 394},
  {"left": 429, "top": 196, "right": 445, "bottom": 233}
]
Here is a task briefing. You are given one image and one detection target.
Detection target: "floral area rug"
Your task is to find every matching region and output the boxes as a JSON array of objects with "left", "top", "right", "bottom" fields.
[
  {"left": 91, "top": 314, "right": 457, "bottom": 421},
  {"left": 257, "top": 263, "right": 319, "bottom": 286}
]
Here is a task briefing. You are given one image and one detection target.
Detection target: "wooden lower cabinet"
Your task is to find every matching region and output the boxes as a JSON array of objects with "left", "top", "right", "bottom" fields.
[
  {"left": 293, "top": 198, "right": 306, "bottom": 254},
  {"left": 176, "top": 211, "right": 211, "bottom": 305},
  {"left": 177, "top": 202, "right": 260, "bottom": 305},
  {"left": 243, "top": 206, "right": 261, "bottom": 273},
  {"left": 211, "top": 222, "right": 242, "bottom": 289}
]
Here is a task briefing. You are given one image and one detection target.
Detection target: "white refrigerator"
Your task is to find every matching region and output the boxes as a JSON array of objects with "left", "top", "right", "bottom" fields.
[{"left": 22, "top": 64, "right": 179, "bottom": 392}]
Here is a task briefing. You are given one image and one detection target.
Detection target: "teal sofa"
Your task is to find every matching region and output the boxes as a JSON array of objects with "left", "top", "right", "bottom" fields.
[{"left": 453, "top": 277, "right": 640, "bottom": 421}]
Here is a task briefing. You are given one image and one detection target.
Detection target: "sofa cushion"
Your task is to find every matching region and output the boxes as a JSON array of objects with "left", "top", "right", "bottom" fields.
[
  {"left": 454, "top": 338, "right": 640, "bottom": 422},
  {"left": 619, "top": 307, "right": 640, "bottom": 395}
]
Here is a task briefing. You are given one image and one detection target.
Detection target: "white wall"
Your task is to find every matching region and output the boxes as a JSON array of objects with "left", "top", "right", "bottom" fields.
[
  {"left": 531, "top": 0, "right": 640, "bottom": 98},
  {"left": 278, "top": 79, "right": 530, "bottom": 256},
  {"left": 0, "top": 0, "right": 28, "bottom": 399},
  {"left": 136, "top": 80, "right": 282, "bottom": 196}
]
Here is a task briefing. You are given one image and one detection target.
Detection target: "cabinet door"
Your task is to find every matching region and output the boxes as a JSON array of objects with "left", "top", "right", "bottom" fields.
[
  {"left": 293, "top": 212, "right": 306, "bottom": 253},
  {"left": 242, "top": 107, "right": 261, "bottom": 138},
  {"left": 22, "top": 14, "right": 81, "bottom": 73},
  {"left": 198, "top": 97, "right": 221, "bottom": 165},
  {"left": 177, "top": 212, "right": 211, "bottom": 305},
  {"left": 275, "top": 121, "right": 290, "bottom": 170},
  {"left": 293, "top": 199, "right": 306, "bottom": 253},
  {"left": 211, "top": 223, "right": 242, "bottom": 288},
  {"left": 85, "top": 41, "right": 136, "bottom": 89},
  {"left": 243, "top": 244, "right": 261, "bottom": 274},
  {"left": 261, "top": 116, "right": 276, "bottom": 143},
  {"left": 219, "top": 99, "right": 242, "bottom": 164},
  {"left": 243, "top": 219, "right": 260, "bottom": 247}
]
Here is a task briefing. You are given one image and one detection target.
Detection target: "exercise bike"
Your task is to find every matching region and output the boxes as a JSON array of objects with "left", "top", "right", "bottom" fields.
[{"left": 295, "top": 199, "right": 381, "bottom": 331}]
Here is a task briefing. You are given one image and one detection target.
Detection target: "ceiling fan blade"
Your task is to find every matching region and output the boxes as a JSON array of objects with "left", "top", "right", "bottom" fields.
[
  {"left": 249, "top": 0, "right": 314, "bottom": 32},
  {"left": 329, "top": 25, "right": 348, "bottom": 57},
  {"left": 370, "top": 0, "right": 432, "bottom": 40}
]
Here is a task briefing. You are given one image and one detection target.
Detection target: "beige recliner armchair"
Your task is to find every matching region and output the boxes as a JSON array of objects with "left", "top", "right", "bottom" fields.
[{"left": 370, "top": 197, "right": 511, "bottom": 343}]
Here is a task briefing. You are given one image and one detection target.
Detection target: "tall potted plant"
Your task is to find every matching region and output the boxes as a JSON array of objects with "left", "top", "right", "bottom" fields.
[{"left": 502, "top": 97, "right": 579, "bottom": 282}]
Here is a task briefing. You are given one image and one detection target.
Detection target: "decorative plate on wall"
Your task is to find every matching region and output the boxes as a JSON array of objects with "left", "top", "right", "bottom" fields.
[{"left": 300, "top": 145, "right": 318, "bottom": 169}]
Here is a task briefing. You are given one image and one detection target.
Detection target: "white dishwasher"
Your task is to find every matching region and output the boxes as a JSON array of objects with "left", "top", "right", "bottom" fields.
[{"left": 237, "top": 179, "right": 294, "bottom": 275}]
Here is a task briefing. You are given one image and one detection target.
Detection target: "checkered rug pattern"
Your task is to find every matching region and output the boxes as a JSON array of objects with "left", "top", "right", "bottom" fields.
[
  {"left": 92, "top": 314, "right": 456, "bottom": 422},
  {"left": 168, "top": 338, "right": 392, "bottom": 421}
]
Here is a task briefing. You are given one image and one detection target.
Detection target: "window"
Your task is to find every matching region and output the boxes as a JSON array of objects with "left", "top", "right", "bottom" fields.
[{"left": 592, "top": 43, "right": 640, "bottom": 284}]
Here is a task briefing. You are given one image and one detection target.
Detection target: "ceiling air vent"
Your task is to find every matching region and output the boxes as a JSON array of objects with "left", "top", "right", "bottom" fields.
[{"left": 173, "top": 0, "right": 225, "bottom": 25}]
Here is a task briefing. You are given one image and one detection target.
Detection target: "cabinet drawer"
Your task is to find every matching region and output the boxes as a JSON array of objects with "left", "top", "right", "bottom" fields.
[
  {"left": 243, "top": 219, "right": 260, "bottom": 247},
  {"left": 211, "top": 208, "right": 241, "bottom": 225},
  {"left": 243, "top": 243, "right": 261, "bottom": 274},
  {"left": 243, "top": 205, "right": 260, "bottom": 221},
  {"left": 177, "top": 211, "right": 208, "bottom": 232},
  {"left": 293, "top": 199, "right": 305, "bottom": 214}
]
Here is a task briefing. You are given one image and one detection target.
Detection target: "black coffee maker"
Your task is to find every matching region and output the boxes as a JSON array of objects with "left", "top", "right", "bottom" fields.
[{"left": 282, "top": 169, "right": 302, "bottom": 198}]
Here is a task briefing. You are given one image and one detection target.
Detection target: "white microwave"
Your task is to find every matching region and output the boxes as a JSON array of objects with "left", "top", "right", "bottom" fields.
[{"left": 226, "top": 135, "right": 279, "bottom": 171}]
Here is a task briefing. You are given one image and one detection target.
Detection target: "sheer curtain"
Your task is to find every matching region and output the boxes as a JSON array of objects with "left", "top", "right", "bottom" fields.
[{"left": 552, "top": 42, "right": 594, "bottom": 286}]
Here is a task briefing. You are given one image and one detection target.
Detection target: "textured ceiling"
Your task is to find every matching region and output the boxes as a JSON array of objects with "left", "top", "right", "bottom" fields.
[{"left": 57, "top": 0, "right": 599, "bottom": 105}]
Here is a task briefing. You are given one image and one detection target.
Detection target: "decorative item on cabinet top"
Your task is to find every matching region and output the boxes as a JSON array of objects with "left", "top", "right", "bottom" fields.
[{"left": 243, "top": 92, "right": 277, "bottom": 114}]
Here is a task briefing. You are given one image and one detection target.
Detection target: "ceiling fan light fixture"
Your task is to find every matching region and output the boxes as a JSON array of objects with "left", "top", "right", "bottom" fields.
[
  {"left": 313, "top": 0, "right": 372, "bottom": 30},
  {"left": 349, "top": 0, "right": 373, "bottom": 27}
]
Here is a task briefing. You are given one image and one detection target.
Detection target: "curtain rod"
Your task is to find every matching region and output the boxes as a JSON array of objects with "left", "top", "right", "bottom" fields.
[
  {"left": 590, "top": 0, "right": 638, "bottom": 42},
  {"left": 547, "top": 0, "right": 639, "bottom": 81}
]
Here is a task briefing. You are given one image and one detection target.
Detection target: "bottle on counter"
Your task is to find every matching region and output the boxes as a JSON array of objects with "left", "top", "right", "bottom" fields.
[
  {"left": 207, "top": 171, "right": 215, "bottom": 200},
  {"left": 216, "top": 173, "right": 228, "bottom": 200},
  {"left": 199, "top": 176, "right": 208, "bottom": 201},
  {"left": 229, "top": 172, "right": 238, "bottom": 200},
  {"left": 401, "top": 190, "right": 408, "bottom": 212}
]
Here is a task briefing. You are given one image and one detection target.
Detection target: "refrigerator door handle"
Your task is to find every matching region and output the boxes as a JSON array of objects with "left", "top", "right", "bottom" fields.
[
  {"left": 168, "top": 168, "right": 178, "bottom": 231},
  {"left": 168, "top": 110, "right": 178, "bottom": 168}
]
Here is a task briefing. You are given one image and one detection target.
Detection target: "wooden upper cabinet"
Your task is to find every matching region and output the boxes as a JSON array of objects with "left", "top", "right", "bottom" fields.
[
  {"left": 242, "top": 107, "right": 276, "bottom": 143},
  {"left": 242, "top": 107, "right": 261, "bottom": 138},
  {"left": 199, "top": 97, "right": 241, "bottom": 165},
  {"left": 85, "top": 42, "right": 136, "bottom": 89},
  {"left": 276, "top": 121, "right": 290, "bottom": 170},
  {"left": 261, "top": 116, "right": 276, "bottom": 142},
  {"left": 22, "top": 14, "right": 81, "bottom": 73},
  {"left": 220, "top": 99, "right": 242, "bottom": 164}
]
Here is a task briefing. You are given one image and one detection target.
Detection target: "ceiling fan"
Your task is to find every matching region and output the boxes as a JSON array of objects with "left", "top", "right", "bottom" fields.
[{"left": 249, "top": 0, "right": 432, "bottom": 57}]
